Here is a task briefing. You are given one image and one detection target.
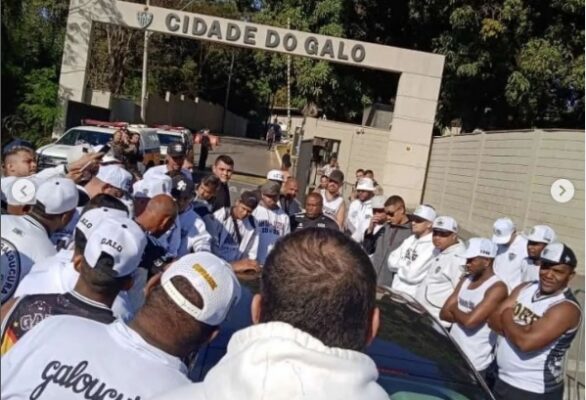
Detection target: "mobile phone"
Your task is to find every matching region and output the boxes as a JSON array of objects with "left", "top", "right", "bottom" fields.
[{"left": 100, "top": 144, "right": 111, "bottom": 154}]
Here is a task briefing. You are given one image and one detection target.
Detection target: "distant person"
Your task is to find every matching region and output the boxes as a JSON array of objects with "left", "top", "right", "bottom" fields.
[
  {"left": 520, "top": 225, "right": 556, "bottom": 283},
  {"left": 318, "top": 169, "right": 346, "bottom": 229},
  {"left": 317, "top": 174, "right": 329, "bottom": 191},
  {"left": 144, "top": 143, "right": 192, "bottom": 181},
  {"left": 150, "top": 228, "right": 387, "bottom": 400},
  {"left": 350, "top": 168, "right": 365, "bottom": 200},
  {"left": 440, "top": 238, "right": 507, "bottom": 378},
  {"left": 362, "top": 195, "right": 412, "bottom": 287},
  {"left": 210, "top": 155, "right": 234, "bottom": 212},
  {"left": 320, "top": 155, "right": 338, "bottom": 178},
  {"left": 1, "top": 253, "right": 241, "bottom": 400},
  {"left": 415, "top": 216, "right": 466, "bottom": 327},
  {"left": 292, "top": 192, "right": 339, "bottom": 231},
  {"left": 252, "top": 181, "right": 290, "bottom": 265},
  {"left": 364, "top": 169, "right": 383, "bottom": 196},
  {"left": 281, "top": 149, "right": 292, "bottom": 170},
  {"left": 492, "top": 217, "right": 528, "bottom": 290},
  {"left": 489, "top": 243, "right": 581, "bottom": 400},
  {"left": 266, "top": 169, "right": 285, "bottom": 188},
  {"left": 266, "top": 124, "right": 276, "bottom": 151},
  {"left": 198, "top": 129, "right": 212, "bottom": 171},
  {"left": 124, "top": 132, "right": 142, "bottom": 178},
  {"left": 389, "top": 204, "right": 438, "bottom": 296}
]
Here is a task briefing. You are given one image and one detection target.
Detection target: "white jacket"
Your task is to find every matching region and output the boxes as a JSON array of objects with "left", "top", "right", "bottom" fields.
[
  {"left": 150, "top": 322, "right": 387, "bottom": 400},
  {"left": 346, "top": 199, "right": 373, "bottom": 243},
  {"left": 177, "top": 206, "right": 211, "bottom": 257},
  {"left": 206, "top": 208, "right": 258, "bottom": 262},
  {"left": 414, "top": 241, "right": 466, "bottom": 327},
  {"left": 389, "top": 232, "right": 437, "bottom": 297}
]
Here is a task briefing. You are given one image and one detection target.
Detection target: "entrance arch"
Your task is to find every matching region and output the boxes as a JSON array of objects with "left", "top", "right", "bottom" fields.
[{"left": 57, "top": 0, "right": 445, "bottom": 205}]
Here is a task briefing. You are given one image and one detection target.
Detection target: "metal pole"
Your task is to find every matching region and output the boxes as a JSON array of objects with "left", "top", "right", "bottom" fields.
[
  {"left": 140, "top": 0, "right": 150, "bottom": 123},
  {"left": 286, "top": 17, "right": 292, "bottom": 139},
  {"left": 221, "top": 50, "right": 235, "bottom": 134}
]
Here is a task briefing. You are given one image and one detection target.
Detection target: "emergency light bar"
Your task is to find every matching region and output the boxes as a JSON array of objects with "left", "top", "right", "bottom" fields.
[{"left": 81, "top": 119, "right": 129, "bottom": 128}]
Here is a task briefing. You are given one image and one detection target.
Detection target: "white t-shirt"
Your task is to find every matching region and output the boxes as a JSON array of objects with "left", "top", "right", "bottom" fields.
[
  {"left": 177, "top": 207, "right": 211, "bottom": 257},
  {"left": 346, "top": 199, "right": 372, "bottom": 243},
  {"left": 520, "top": 257, "right": 540, "bottom": 283},
  {"left": 494, "top": 234, "right": 528, "bottom": 291},
  {"left": 252, "top": 204, "right": 290, "bottom": 265},
  {"left": 319, "top": 189, "right": 344, "bottom": 222},
  {"left": 389, "top": 232, "right": 438, "bottom": 297},
  {"left": 1, "top": 215, "right": 57, "bottom": 303},
  {"left": 1, "top": 316, "right": 190, "bottom": 400},
  {"left": 206, "top": 208, "right": 259, "bottom": 262},
  {"left": 14, "top": 249, "right": 134, "bottom": 322}
]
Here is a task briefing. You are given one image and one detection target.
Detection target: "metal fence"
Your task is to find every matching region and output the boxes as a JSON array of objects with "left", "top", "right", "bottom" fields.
[{"left": 565, "top": 288, "right": 585, "bottom": 400}]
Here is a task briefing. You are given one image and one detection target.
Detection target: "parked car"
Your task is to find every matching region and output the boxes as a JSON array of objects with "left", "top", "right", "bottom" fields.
[
  {"left": 188, "top": 276, "right": 495, "bottom": 399},
  {"left": 154, "top": 125, "right": 193, "bottom": 158},
  {"left": 36, "top": 120, "right": 161, "bottom": 170}
]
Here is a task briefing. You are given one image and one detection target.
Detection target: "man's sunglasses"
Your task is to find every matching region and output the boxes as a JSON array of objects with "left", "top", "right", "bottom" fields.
[
  {"left": 432, "top": 229, "right": 452, "bottom": 237},
  {"left": 411, "top": 217, "right": 427, "bottom": 224}
]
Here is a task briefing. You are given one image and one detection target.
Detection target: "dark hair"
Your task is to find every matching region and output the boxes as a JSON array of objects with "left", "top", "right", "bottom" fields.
[
  {"left": 200, "top": 174, "right": 220, "bottom": 189},
  {"left": 3, "top": 145, "right": 35, "bottom": 159},
  {"left": 364, "top": 169, "right": 374, "bottom": 175},
  {"left": 214, "top": 155, "right": 234, "bottom": 167},
  {"left": 140, "top": 276, "right": 216, "bottom": 345},
  {"left": 82, "top": 193, "right": 128, "bottom": 215},
  {"left": 384, "top": 195, "right": 405, "bottom": 208},
  {"left": 79, "top": 252, "right": 131, "bottom": 296},
  {"left": 355, "top": 168, "right": 364, "bottom": 174},
  {"left": 305, "top": 192, "right": 323, "bottom": 205},
  {"left": 240, "top": 190, "right": 259, "bottom": 209},
  {"left": 261, "top": 228, "right": 377, "bottom": 351}
]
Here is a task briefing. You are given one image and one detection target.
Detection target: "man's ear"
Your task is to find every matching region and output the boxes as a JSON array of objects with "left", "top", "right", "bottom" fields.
[
  {"left": 366, "top": 307, "right": 380, "bottom": 347},
  {"left": 251, "top": 294, "right": 263, "bottom": 325},
  {"left": 72, "top": 254, "right": 84, "bottom": 273},
  {"left": 143, "top": 272, "right": 162, "bottom": 298}
]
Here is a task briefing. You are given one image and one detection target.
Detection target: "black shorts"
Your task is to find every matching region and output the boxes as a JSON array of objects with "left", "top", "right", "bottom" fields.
[{"left": 493, "top": 377, "right": 563, "bottom": 400}]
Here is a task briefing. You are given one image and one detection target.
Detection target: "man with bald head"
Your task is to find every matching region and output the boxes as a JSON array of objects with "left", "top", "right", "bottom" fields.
[
  {"left": 292, "top": 192, "right": 339, "bottom": 231},
  {"left": 279, "top": 178, "right": 302, "bottom": 229}
]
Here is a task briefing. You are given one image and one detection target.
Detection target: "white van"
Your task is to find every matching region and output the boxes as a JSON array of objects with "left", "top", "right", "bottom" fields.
[
  {"left": 36, "top": 121, "right": 161, "bottom": 170},
  {"left": 155, "top": 126, "right": 193, "bottom": 158}
]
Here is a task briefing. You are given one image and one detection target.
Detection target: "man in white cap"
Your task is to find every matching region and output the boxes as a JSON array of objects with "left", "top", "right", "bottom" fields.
[
  {"left": 84, "top": 164, "right": 133, "bottom": 199},
  {"left": 1, "top": 177, "right": 79, "bottom": 304},
  {"left": 492, "top": 217, "right": 528, "bottom": 290},
  {"left": 132, "top": 175, "right": 173, "bottom": 217},
  {"left": 520, "top": 225, "right": 556, "bottom": 283},
  {"left": 0, "top": 216, "right": 146, "bottom": 354},
  {"left": 1, "top": 252, "right": 241, "bottom": 400},
  {"left": 266, "top": 169, "right": 285, "bottom": 186},
  {"left": 415, "top": 216, "right": 466, "bottom": 327},
  {"left": 253, "top": 181, "right": 290, "bottom": 265},
  {"left": 489, "top": 243, "right": 581, "bottom": 400},
  {"left": 389, "top": 204, "right": 438, "bottom": 296},
  {"left": 144, "top": 142, "right": 192, "bottom": 181},
  {"left": 346, "top": 177, "right": 376, "bottom": 243},
  {"left": 440, "top": 238, "right": 507, "bottom": 378}
]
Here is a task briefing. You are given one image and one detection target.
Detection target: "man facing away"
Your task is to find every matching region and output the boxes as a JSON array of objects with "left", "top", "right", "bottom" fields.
[
  {"left": 363, "top": 195, "right": 412, "bottom": 288},
  {"left": 489, "top": 243, "right": 581, "bottom": 400},
  {"left": 1, "top": 252, "right": 241, "bottom": 400},
  {"left": 440, "top": 238, "right": 508, "bottom": 379},
  {"left": 151, "top": 228, "right": 387, "bottom": 400},
  {"left": 415, "top": 216, "right": 466, "bottom": 327},
  {"left": 346, "top": 177, "right": 376, "bottom": 243}
]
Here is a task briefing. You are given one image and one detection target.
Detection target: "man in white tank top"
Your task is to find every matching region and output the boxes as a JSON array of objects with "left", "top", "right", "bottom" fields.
[
  {"left": 440, "top": 237, "right": 508, "bottom": 378},
  {"left": 318, "top": 169, "right": 346, "bottom": 229},
  {"left": 488, "top": 243, "right": 581, "bottom": 400}
]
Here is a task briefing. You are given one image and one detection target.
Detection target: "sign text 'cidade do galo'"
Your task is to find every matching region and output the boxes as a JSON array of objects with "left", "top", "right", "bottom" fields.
[{"left": 163, "top": 13, "right": 366, "bottom": 63}]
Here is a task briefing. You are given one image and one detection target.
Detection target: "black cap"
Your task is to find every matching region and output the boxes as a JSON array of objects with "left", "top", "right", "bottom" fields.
[
  {"left": 171, "top": 175, "right": 195, "bottom": 199},
  {"left": 240, "top": 191, "right": 259, "bottom": 210},
  {"left": 167, "top": 143, "right": 186, "bottom": 157},
  {"left": 541, "top": 243, "right": 577, "bottom": 268}
]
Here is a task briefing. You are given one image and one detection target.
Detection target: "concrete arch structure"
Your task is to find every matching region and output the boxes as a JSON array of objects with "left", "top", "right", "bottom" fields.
[{"left": 57, "top": 0, "right": 445, "bottom": 205}]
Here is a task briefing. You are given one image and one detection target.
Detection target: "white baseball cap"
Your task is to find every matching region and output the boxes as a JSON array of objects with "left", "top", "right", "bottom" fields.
[
  {"left": 492, "top": 217, "right": 516, "bottom": 244},
  {"left": 83, "top": 218, "right": 147, "bottom": 277},
  {"left": 541, "top": 243, "right": 577, "bottom": 268},
  {"left": 371, "top": 195, "right": 386, "bottom": 209},
  {"left": 133, "top": 176, "right": 172, "bottom": 199},
  {"left": 96, "top": 165, "right": 133, "bottom": 193},
  {"left": 432, "top": 216, "right": 458, "bottom": 233},
  {"left": 356, "top": 178, "right": 375, "bottom": 192},
  {"left": 525, "top": 225, "right": 556, "bottom": 244},
  {"left": 161, "top": 252, "right": 241, "bottom": 326},
  {"left": 412, "top": 204, "right": 437, "bottom": 222},
  {"left": 76, "top": 207, "right": 130, "bottom": 238},
  {"left": 266, "top": 169, "right": 284, "bottom": 182},
  {"left": 463, "top": 237, "right": 497, "bottom": 259},
  {"left": 36, "top": 177, "right": 79, "bottom": 214}
]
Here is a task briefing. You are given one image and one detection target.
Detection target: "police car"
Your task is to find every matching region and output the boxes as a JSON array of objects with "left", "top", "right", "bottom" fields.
[{"left": 36, "top": 120, "right": 161, "bottom": 170}]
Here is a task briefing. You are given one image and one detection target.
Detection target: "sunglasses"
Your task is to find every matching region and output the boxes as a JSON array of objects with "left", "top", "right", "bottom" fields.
[
  {"left": 412, "top": 217, "right": 427, "bottom": 224},
  {"left": 432, "top": 230, "right": 452, "bottom": 237}
]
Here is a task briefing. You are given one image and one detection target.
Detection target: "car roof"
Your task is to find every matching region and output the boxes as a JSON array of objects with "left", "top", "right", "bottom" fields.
[
  {"left": 156, "top": 129, "right": 186, "bottom": 136},
  {"left": 68, "top": 126, "right": 115, "bottom": 133}
]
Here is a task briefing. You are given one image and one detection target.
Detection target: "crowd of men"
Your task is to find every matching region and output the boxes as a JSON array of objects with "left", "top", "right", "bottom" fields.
[{"left": 0, "top": 138, "right": 582, "bottom": 400}]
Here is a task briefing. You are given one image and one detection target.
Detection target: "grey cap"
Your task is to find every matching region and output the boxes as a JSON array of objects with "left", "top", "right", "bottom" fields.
[{"left": 260, "top": 181, "right": 280, "bottom": 196}]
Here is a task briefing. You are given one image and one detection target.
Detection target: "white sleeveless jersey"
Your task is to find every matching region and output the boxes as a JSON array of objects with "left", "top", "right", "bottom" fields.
[
  {"left": 496, "top": 282, "right": 581, "bottom": 393},
  {"left": 450, "top": 274, "right": 502, "bottom": 371},
  {"left": 319, "top": 189, "right": 343, "bottom": 221}
]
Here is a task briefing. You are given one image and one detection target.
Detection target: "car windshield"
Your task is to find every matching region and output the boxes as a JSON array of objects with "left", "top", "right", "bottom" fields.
[
  {"left": 157, "top": 133, "right": 183, "bottom": 146},
  {"left": 57, "top": 129, "right": 112, "bottom": 146}
]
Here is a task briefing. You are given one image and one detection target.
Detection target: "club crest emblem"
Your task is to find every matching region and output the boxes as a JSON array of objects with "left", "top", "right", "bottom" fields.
[
  {"left": 137, "top": 8, "right": 153, "bottom": 29},
  {"left": 509, "top": 252, "right": 517, "bottom": 261}
]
